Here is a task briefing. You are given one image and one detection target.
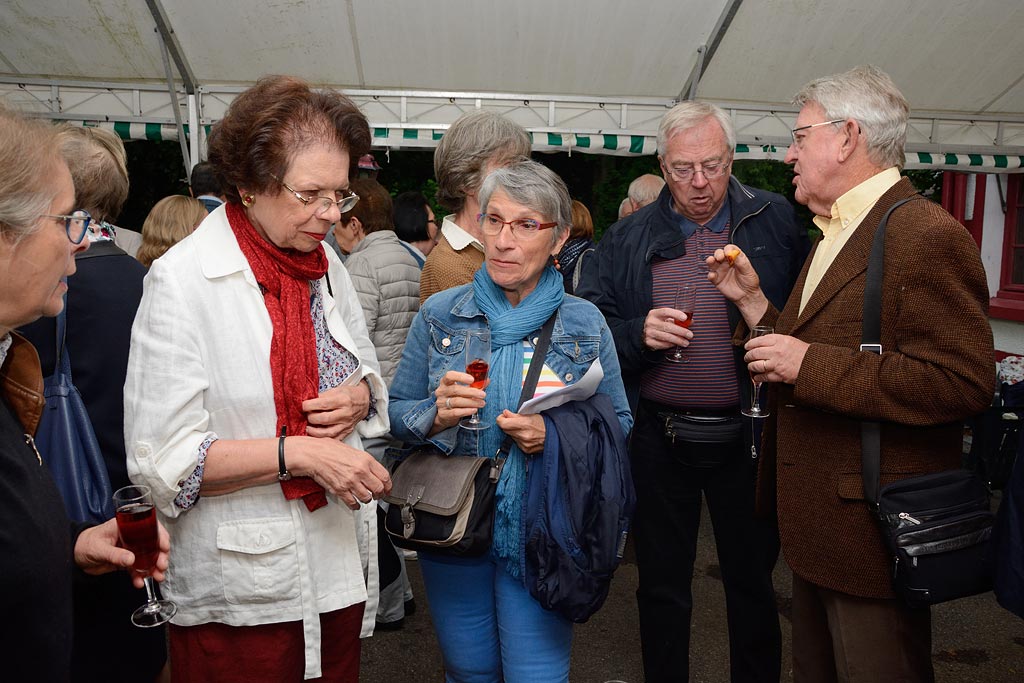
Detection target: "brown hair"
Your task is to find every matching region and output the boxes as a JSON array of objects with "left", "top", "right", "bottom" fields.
[
  {"left": 55, "top": 125, "right": 130, "bottom": 222},
  {"left": 340, "top": 178, "right": 393, "bottom": 234},
  {"left": 137, "top": 195, "right": 208, "bottom": 267},
  {"left": 0, "top": 107, "right": 63, "bottom": 242},
  {"left": 206, "top": 75, "right": 371, "bottom": 205},
  {"left": 569, "top": 200, "right": 594, "bottom": 240}
]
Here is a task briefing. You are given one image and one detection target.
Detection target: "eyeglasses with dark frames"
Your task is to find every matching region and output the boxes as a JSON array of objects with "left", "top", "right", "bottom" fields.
[
  {"left": 477, "top": 213, "right": 557, "bottom": 239},
  {"left": 271, "top": 174, "right": 359, "bottom": 215},
  {"left": 41, "top": 209, "right": 93, "bottom": 245},
  {"left": 790, "top": 119, "right": 846, "bottom": 147}
]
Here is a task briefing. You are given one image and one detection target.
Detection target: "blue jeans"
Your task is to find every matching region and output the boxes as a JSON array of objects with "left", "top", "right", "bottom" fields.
[{"left": 418, "top": 552, "right": 573, "bottom": 683}]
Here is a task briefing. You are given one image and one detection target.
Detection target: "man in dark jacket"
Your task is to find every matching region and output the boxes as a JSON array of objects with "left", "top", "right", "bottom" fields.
[{"left": 577, "top": 102, "right": 809, "bottom": 683}]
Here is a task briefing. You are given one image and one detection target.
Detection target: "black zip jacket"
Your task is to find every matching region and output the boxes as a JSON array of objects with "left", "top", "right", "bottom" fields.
[{"left": 576, "top": 178, "right": 810, "bottom": 415}]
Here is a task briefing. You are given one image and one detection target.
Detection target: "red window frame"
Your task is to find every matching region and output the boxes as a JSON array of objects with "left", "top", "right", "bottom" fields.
[{"left": 990, "top": 174, "right": 1024, "bottom": 321}]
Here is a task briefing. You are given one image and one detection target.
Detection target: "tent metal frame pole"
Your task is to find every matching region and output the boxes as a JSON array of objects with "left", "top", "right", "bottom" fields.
[{"left": 680, "top": 0, "right": 745, "bottom": 100}]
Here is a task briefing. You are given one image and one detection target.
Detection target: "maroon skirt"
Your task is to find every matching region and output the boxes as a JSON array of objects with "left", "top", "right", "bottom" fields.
[{"left": 169, "top": 603, "right": 364, "bottom": 683}]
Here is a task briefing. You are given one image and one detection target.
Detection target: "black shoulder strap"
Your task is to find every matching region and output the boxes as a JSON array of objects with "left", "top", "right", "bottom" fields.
[
  {"left": 861, "top": 195, "right": 922, "bottom": 504},
  {"left": 495, "top": 312, "right": 558, "bottom": 462}
]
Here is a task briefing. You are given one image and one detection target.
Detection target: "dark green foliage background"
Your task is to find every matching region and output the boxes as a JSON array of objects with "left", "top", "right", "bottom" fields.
[{"left": 119, "top": 142, "right": 943, "bottom": 243}]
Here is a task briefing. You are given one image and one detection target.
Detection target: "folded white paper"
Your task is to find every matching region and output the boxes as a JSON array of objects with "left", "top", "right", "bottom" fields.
[{"left": 518, "top": 358, "right": 604, "bottom": 415}]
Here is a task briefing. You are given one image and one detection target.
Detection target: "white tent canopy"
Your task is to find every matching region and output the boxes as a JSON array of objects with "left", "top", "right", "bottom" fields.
[{"left": 2, "top": 0, "right": 1023, "bottom": 172}]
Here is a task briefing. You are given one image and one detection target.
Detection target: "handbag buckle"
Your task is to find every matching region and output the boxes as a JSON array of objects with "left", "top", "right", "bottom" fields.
[
  {"left": 860, "top": 343, "right": 882, "bottom": 354},
  {"left": 400, "top": 485, "right": 425, "bottom": 538}
]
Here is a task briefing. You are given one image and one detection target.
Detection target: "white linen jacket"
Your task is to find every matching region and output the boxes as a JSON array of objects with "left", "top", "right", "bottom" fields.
[{"left": 124, "top": 206, "right": 389, "bottom": 679}]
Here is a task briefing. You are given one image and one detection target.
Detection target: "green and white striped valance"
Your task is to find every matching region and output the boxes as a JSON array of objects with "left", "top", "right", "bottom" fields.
[{"left": 69, "top": 121, "right": 1024, "bottom": 172}]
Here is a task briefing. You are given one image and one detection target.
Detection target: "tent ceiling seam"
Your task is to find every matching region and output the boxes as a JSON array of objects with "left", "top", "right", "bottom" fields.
[{"left": 345, "top": 0, "right": 365, "bottom": 88}]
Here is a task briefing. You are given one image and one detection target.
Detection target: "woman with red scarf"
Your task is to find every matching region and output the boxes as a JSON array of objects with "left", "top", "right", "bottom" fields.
[{"left": 124, "top": 76, "right": 391, "bottom": 682}]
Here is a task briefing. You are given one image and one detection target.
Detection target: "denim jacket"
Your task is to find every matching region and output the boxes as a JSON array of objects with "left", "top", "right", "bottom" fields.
[{"left": 388, "top": 284, "right": 633, "bottom": 455}]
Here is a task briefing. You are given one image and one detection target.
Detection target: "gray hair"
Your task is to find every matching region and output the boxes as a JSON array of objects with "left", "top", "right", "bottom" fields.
[
  {"left": 434, "top": 111, "right": 532, "bottom": 213},
  {"left": 793, "top": 65, "right": 909, "bottom": 170},
  {"left": 657, "top": 101, "right": 736, "bottom": 157},
  {"left": 478, "top": 159, "right": 572, "bottom": 245},
  {"left": 0, "top": 108, "right": 64, "bottom": 243},
  {"left": 628, "top": 174, "right": 666, "bottom": 207},
  {"left": 617, "top": 197, "right": 632, "bottom": 220}
]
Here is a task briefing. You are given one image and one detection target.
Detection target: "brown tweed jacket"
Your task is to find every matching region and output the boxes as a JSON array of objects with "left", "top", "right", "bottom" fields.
[
  {"left": 419, "top": 232, "right": 485, "bottom": 304},
  {"left": 758, "top": 177, "right": 994, "bottom": 599}
]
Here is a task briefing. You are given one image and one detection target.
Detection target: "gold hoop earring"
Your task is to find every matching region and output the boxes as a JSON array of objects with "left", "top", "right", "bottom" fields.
[{"left": 242, "top": 194, "right": 255, "bottom": 207}]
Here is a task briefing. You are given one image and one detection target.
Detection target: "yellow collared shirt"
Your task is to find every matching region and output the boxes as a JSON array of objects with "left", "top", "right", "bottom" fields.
[{"left": 798, "top": 167, "right": 902, "bottom": 314}]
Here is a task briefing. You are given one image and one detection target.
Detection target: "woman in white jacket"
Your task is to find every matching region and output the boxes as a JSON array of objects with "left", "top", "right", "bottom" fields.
[{"left": 124, "top": 76, "right": 391, "bottom": 682}]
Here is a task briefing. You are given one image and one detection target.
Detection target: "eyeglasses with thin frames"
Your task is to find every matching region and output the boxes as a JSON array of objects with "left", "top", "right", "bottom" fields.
[
  {"left": 477, "top": 213, "right": 557, "bottom": 239},
  {"left": 41, "top": 209, "right": 93, "bottom": 245},
  {"left": 790, "top": 119, "right": 845, "bottom": 147},
  {"left": 271, "top": 174, "right": 359, "bottom": 215},
  {"left": 662, "top": 159, "right": 730, "bottom": 184}
]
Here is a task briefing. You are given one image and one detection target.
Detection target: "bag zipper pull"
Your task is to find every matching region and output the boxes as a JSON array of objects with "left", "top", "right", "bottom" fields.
[
  {"left": 898, "top": 512, "right": 922, "bottom": 525},
  {"left": 24, "top": 434, "right": 42, "bottom": 465}
]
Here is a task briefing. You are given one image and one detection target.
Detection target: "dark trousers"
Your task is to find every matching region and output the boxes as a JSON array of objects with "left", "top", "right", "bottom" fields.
[
  {"left": 631, "top": 401, "right": 782, "bottom": 682},
  {"left": 791, "top": 573, "right": 934, "bottom": 683}
]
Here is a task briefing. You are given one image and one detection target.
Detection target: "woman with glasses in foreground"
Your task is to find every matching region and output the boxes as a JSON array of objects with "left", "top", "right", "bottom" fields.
[
  {"left": 389, "top": 160, "right": 632, "bottom": 682},
  {"left": 0, "top": 108, "right": 170, "bottom": 680},
  {"left": 123, "top": 76, "right": 391, "bottom": 682}
]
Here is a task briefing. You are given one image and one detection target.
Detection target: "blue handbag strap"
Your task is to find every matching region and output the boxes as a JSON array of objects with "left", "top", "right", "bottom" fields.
[{"left": 52, "top": 282, "right": 71, "bottom": 378}]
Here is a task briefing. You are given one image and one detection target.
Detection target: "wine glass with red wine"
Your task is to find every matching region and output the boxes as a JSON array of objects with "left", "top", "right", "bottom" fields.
[
  {"left": 664, "top": 285, "right": 696, "bottom": 364},
  {"left": 460, "top": 328, "right": 491, "bottom": 430},
  {"left": 113, "top": 485, "right": 176, "bottom": 627}
]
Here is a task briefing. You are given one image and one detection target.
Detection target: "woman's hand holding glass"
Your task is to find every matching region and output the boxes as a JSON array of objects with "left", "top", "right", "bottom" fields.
[
  {"left": 303, "top": 381, "right": 372, "bottom": 440},
  {"left": 431, "top": 370, "right": 488, "bottom": 434},
  {"left": 74, "top": 516, "right": 171, "bottom": 587}
]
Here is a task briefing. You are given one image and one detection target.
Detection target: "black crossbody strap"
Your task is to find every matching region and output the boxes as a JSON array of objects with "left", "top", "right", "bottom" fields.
[
  {"left": 496, "top": 312, "right": 558, "bottom": 462},
  {"left": 861, "top": 195, "right": 921, "bottom": 504}
]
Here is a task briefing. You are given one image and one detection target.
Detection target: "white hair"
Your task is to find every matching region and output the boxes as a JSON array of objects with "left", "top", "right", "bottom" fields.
[
  {"left": 657, "top": 101, "right": 735, "bottom": 157},
  {"left": 793, "top": 65, "right": 909, "bottom": 169}
]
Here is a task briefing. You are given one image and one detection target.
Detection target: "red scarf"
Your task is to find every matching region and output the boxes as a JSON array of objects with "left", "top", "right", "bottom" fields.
[{"left": 227, "top": 202, "right": 330, "bottom": 511}]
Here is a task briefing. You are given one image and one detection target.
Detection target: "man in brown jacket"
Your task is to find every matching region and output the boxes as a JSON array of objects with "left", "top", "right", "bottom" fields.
[{"left": 708, "top": 65, "right": 994, "bottom": 682}]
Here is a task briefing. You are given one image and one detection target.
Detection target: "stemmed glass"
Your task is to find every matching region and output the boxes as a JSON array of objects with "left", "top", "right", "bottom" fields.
[
  {"left": 113, "top": 485, "right": 176, "bottom": 627},
  {"left": 741, "top": 325, "right": 774, "bottom": 418},
  {"left": 460, "top": 328, "right": 491, "bottom": 430},
  {"left": 664, "top": 285, "right": 696, "bottom": 364}
]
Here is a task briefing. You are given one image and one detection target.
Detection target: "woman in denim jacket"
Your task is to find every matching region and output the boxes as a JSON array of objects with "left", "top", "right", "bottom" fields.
[{"left": 389, "top": 160, "right": 632, "bottom": 683}]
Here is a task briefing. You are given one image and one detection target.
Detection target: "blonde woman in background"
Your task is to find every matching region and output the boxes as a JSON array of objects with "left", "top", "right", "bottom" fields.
[{"left": 137, "top": 195, "right": 208, "bottom": 268}]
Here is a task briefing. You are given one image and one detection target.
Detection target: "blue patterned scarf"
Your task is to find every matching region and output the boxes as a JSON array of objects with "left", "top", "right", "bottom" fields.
[{"left": 472, "top": 265, "right": 564, "bottom": 578}]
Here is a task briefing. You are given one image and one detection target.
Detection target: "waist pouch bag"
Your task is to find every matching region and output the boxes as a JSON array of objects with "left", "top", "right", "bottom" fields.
[
  {"left": 860, "top": 197, "right": 993, "bottom": 608},
  {"left": 658, "top": 412, "right": 743, "bottom": 468},
  {"left": 36, "top": 299, "right": 114, "bottom": 523},
  {"left": 875, "top": 470, "right": 994, "bottom": 608},
  {"left": 383, "top": 313, "right": 556, "bottom": 557},
  {"left": 383, "top": 445, "right": 502, "bottom": 556}
]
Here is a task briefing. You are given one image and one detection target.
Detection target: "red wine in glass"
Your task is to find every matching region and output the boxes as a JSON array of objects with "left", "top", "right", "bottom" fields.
[
  {"left": 116, "top": 503, "right": 160, "bottom": 573},
  {"left": 113, "top": 485, "right": 177, "bottom": 628},
  {"left": 665, "top": 285, "right": 696, "bottom": 364},
  {"left": 467, "top": 358, "right": 489, "bottom": 389},
  {"left": 461, "top": 329, "right": 491, "bottom": 430}
]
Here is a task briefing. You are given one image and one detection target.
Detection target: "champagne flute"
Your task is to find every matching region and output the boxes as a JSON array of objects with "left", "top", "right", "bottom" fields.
[
  {"left": 113, "top": 485, "right": 176, "bottom": 627},
  {"left": 664, "top": 285, "right": 697, "bottom": 364},
  {"left": 741, "top": 325, "right": 774, "bottom": 418},
  {"left": 460, "top": 328, "right": 491, "bottom": 430}
]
